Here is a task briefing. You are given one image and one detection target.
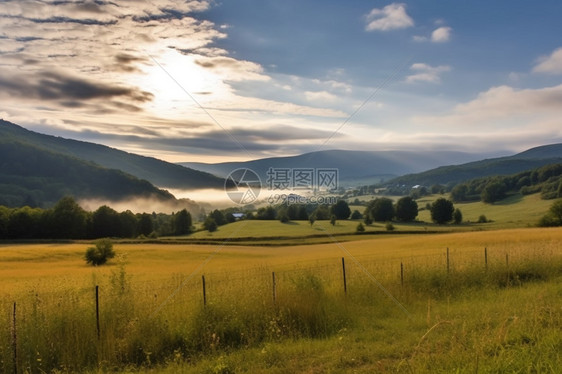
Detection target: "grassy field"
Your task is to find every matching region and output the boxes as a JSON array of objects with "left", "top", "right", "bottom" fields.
[{"left": 1, "top": 227, "right": 562, "bottom": 372}]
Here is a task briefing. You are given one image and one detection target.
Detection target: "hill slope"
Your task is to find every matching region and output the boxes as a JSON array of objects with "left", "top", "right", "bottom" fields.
[
  {"left": 0, "top": 140, "right": 174, "bottom": 207},
  {"left": 180, "top": 149, "right": 491, "bottom": 186},
  {"left": 387, "top": 144, "right": 562, "bottom": 187},
  {"left": 0, "top": 120, "right": 225, "bottom": 189}
]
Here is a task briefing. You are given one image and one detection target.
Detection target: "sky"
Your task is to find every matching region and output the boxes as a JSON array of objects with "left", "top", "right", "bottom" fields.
[{"left": 1, "top": 0, "right": 562, "bottom": 163}]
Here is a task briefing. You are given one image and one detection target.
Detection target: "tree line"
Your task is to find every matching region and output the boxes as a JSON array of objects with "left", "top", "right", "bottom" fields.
[{"left": 0, "top": 196, "right": 193, "bottom": 240}]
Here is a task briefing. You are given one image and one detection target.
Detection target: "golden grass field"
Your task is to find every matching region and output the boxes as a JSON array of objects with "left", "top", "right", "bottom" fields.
[{"left": 1, "top": 215, "right": 562, "bottom": 372}]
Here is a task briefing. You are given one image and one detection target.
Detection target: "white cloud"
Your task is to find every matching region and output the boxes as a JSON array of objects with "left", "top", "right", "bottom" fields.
[
  {"left": 365, "top": 3, "right": 414, "bottom": 32},
  {"left": 304, "top": 90, "right": 338, "bottom": 103},
  {"left": 405, "top": 63, "right": 451, "bottom": 83},
  {"left": 413, "top": 26, "right": 452, "bottom": 43},
  {"left": 415, "top": 84, "right": 562, "bottom": 129},
  {"left": 533, "top": 47, "right": 562, "bottom": 74},
  {"left": 431, "top": 27, "right": 452, "bottom": 43}
]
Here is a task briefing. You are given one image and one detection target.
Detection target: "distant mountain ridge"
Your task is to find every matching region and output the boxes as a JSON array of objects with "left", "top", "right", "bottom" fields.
[
  {"left": 386, "top": 144, "right": 562, "bottom": 187},
  {"left": 180, "top": 149, "right": 499, "bottom": 187},
  {"left": 0, "top": 120, "right": 225, "bottom": 189}
]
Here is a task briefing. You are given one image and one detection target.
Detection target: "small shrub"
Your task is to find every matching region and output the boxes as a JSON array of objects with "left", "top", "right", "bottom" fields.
[
  {"left": 85, "top": 238, "right": 115, "bottom": 266},
  {"left": 385, "top": 222, "right": 395, "bottom": 231},
  {"left": 356, "top": 222, "right": 365, "bottom": 232},
  {"left": 477, "top": 214, "right": 488, "bottom": 223}
]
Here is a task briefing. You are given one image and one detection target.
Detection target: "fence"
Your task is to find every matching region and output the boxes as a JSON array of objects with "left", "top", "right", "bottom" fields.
[{"left": 2, "top": 244, "right": 561, "bottom": 373}]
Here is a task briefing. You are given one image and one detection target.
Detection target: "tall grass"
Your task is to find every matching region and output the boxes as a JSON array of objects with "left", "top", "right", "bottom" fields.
[{"left": 1, "top": 235, "right": 562, "bottom": 372}]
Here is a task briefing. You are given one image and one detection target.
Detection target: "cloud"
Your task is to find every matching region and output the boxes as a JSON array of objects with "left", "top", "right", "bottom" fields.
[
  {"left": 0, "top": 70, "right": 152, "bottom": 103},
  {"left": 533, "top": 47, "right": 562, "bottom": 74},
  {"left": 414, "top": 84, "right": 562, "bottom": 129},
  {"left": 431, "top": 27, "right": 452, "bottom": 43},
  {"left": 304, "top": 90, "right": 338, "bottom": 103},
  {"left": 413, "top": 26, "right": 452, "bottom": 43},
  {"left": 405, "top": 63, "right": 451, "bottom": 83},
  {"left": 365, "top": 3, "right": 414, "bottom": 32}
]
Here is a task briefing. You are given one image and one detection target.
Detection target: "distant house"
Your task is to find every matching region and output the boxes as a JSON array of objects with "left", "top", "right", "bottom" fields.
[{"left": 232, "top": 213, "right": 245, "bottom": 220}]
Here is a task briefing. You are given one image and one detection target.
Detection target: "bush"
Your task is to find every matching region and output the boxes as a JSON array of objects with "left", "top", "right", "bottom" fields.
[
  {"left": 385, "top": 222, "right": 395, "bottom": 231},
  {"left": 430, "top": 198, "right": 454, "bottom": 224},
  {"left": 204, "top": 217, "right": 218, "bottom": 232},
  {"left": 85, "top": 239, "right": 115, "bottom": 266},
  {"left": 477, "top": 214, "right": 488, "bottom": 223},
  {"left": 356, "top": 222, "right": 365, "bottom": 232},
  {"left": 453, "top": 208, "right": 463, "bottom": 224}
]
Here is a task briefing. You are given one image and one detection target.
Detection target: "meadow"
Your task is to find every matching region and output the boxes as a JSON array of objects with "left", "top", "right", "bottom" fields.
[{"left": 1, "top": 226, "right": 562, "bottom": 373}]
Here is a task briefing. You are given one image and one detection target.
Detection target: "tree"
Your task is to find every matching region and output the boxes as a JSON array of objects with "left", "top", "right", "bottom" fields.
[
  {"left": 256, "top": 206, "right": 276, "bottom": 220},
  {"left": 309, "top": 214, "right": 316, "bottom": 226},
  {"left": 203, "top": 217, "right": 218, "bottom": 232},
  {"left": 210, "top": 209, "right": 227, "bottom": 226},
  {"left": 297, "top": 205, "right": 309, "bottom": 220},
  {"left": 330, "top": 215, "right": 336, "bottom": 226},
  {"left": 365, "top": 198, "right": 394, "bottom": 222},
  {"left": 350, "top": 210, "right": 362, "bottom": 220},
  {"left": 173, "top": 209, "right": 192, "bottom": 235},
  {"left": 481, "top": 181, "right": 507, "bottom": 203},
  {"left": 47, "top": 196, "right": 88, "bottom": 239},
  {"left": 539, "top": 199, "right": 562, "bottom": 227},
  {"left": 85, "top": 239, "right": 115, "bottom": 266},
  {"left": 450, "top": 184, "right": 468, "bottom": 202},
  {"left": 312, "top": 205, "right": 330, "bottom": 220},
  {"left": 138, "top": 213, "right": 153, "bottom": 237},
  {"left": 430, "top": 198, "right": 454, "bottom": 224},
  {"left": 91, "top": 205, "right": 121, "bottom": 238},
  {"left": 356, "top": 222, "right": 365, "bottom": 232},
  {"left": 395, "top": 196, "right": 418, "bottom": 222},
  {"left": 453, "top": 208, "right": 463, "bottom": 224},
  {"left": 330, "top": 200, "right": 351, "bottom": 220}
]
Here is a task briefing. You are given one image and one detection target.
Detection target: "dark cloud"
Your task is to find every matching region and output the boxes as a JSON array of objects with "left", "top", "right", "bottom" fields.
[
  {"left": 28, "top": 16, "right": 117, "bottom": 25},
  {"left": 111, "top": 53, "right": 147, "bottom": 73},
  {"left": 0, "top": 71, "right": 153, "bottom": 105}
]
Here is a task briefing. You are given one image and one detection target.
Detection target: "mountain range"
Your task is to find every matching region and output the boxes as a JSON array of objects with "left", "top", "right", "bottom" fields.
[
  {"left": 0, "top": 119, "right": 224, "bottom": 207},
  {"left": 387, "top": 144, "right": 562, "bottom": 187},
  {"left": 180, "top": 149, "right": 500, "bottom": 187},
  {"left": 2, "top": 119, "right": 562, "bottom": 209}
]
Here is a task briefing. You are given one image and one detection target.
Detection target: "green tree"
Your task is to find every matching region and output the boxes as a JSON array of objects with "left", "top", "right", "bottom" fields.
[
  {"left": 365, "top": 198, "right": 394, "bottom": 222},
  {"left": 330, "top": 215, "right": 336, "bottom": 226},
  {"left": 430, "top": 198, "right": 454, "bottom": 224},
  {"left": 450, "top": 184, "right": 468, "bottom": 202},
  {"left": 91, "top": 205, "right": 121, "bottom": 238},
  {"left": 256, "top": 206, "right": 276, "bottom": 220},
  {"left": 312, "top": 205, "right": 330, "bottom": 220},
  {"left": 481, "top": 181, "right": 507, "bottom": 203},
  {"left": 356, "top": 222, "right": 365, "bottom": 232},
  {"left": 203, "top": 217, "right": 218, "bottom": 232},
  {"left": 210, "top": 209, "right": 227, "bottom": 226},
  {"left": 453, "top": 208, "right": 463, "bottom": 224},
  {"left": 137, "top": 213, "right": 153, "bottom": 236},
  {"left": 47, "top": 196, "right": 88, "bottom": 239},
  {"left": 85, "top": 239, "right": 115, "bottom": 266},
  {"left": 330, "top": 200, "right": 351, "bottom": 220},
  {"left": 395, "top": 196, "right": 418, "bottom": 222},
  {"left": 539, "top": 199, "right": 562, "bottom": 227},
  {"left": 173, "top": 209, "right": 192, "bottom": 235},
  {"left": 350, "top": 210, "right": 362, "bottom": 220},
  {"left": 309, "top": 214, "right": 316, "bottom": 226},
  {"left": 297, "top": 205, "right": 309, "bottom": 220}
]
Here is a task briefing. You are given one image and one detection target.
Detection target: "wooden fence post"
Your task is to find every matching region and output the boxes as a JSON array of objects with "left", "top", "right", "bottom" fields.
[
  {"left": 484, "top": 247, "right": 488, "bottom": 271},
  {"left": 12, "top": 302, "right": 17, "bottom": 374},
  {"left": 95, "top": 286, "right": 100, "bottom": 340},
  {"left": 272, "top": 272, "right": 276, "bottom": 305},
  {"left": 400, "top": 262, "right": 404, "bottom": 287},
  {"left": 202, "top": 275, "right": 207, "bottom": 306},
  {"left": 341, "top": 257, "right": 347, "bottom": 295},
  {"left": 446, "top": 247, "right": 450, "bottom": 274}
]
